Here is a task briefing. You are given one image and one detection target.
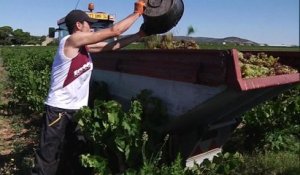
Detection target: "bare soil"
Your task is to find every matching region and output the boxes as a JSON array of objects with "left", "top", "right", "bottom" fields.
[{"left": 0, "top": 118, "right": 14, "bottom": 155}]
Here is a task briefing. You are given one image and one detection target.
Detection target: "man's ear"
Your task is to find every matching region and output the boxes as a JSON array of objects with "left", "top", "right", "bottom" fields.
[{"left": 75, "top": 21, "right": 83, "bottom": 30}]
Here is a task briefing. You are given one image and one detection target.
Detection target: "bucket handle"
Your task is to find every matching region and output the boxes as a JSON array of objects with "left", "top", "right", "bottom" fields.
[{"left": 148, "top": 0, "right": 163, "bottom": 8}]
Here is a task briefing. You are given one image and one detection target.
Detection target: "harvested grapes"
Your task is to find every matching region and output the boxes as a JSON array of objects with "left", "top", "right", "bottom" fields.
[
  {"left": 144, "top": 34, "right": 200, "bottom": 49},
  {"left": 238, "top": 51, "right": 298, "bottom": 78}
]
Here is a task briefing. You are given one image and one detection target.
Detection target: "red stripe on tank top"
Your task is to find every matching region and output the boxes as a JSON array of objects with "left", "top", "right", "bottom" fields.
[{"left": 63, "top": 47, "right": 91, "bottom": 87}]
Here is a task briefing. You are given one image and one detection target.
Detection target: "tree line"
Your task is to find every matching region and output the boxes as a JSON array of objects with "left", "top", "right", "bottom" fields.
[{"left": 0, "top": 26, "right": 46, "bottom": 46}]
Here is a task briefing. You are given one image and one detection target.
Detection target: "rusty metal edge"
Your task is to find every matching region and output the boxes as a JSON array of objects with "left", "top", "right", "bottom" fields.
[{"left": 229, "top": 49, "right": 300, "bottom": 91}]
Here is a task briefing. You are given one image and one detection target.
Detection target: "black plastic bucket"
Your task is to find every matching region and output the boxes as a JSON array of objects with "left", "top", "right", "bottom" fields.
[{"left": 143, "top": 0, "right": 184, "bottom": 34}]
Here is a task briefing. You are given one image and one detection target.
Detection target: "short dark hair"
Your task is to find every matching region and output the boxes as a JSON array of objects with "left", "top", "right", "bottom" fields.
[{"left": 65, "top": 10, "right": 97, "bottom": 34}]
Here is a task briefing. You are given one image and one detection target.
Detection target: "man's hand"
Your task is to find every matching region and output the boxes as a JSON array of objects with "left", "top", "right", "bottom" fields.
[{"left": 134, "top": 0, "right": 147, "bottom": 15}]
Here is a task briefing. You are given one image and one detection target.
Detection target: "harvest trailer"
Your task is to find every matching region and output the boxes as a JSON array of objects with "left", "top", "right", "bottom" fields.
[
  {"left": 90, "top": 49, "right": 300, "bottom": 165},
  {"left": 50, "top": 3, "right": 300, "bottom": 166}
]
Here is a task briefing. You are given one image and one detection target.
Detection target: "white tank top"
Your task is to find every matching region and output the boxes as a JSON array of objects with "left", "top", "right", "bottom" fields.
[{"left": 45, "top": 35, "right": 93, "bottom": 110}]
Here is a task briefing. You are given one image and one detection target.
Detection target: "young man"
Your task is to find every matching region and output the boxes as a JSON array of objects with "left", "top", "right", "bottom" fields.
[{"left": 32, "top": 1, "right": 148, "bottom": 175}]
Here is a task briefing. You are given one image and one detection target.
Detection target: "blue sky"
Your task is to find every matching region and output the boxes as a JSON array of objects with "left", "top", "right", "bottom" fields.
[{"left": 0, "top": 0, "right": 299, "bottom": 46}]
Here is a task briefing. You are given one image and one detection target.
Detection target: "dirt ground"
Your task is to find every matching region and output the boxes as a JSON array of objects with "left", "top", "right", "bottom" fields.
[
  {"left": 0, "top": 56, "right": 13, "bottom": 156},
  {"left": 0, "top": 118, "right": 14, "bottom": 155},
  {"left": 0, "top": 114, "right": 38, "bottom": 174},
  {"left": 0, "top": 56, "right": 11, "bottom": 154}
]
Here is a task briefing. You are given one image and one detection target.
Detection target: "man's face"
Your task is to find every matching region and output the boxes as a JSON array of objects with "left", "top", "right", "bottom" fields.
[{"left": 78, "top": 21, "right": 92, "bottom": 32}]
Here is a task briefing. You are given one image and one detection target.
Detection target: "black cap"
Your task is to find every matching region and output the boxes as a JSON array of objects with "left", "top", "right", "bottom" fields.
[{"left": 65, "top": 10, "right": 97, "bottom": 31}]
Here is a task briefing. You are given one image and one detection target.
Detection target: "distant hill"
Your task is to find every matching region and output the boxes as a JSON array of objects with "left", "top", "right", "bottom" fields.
[{"left": 174, "top": 36, "right": 259, "bottom": 46}]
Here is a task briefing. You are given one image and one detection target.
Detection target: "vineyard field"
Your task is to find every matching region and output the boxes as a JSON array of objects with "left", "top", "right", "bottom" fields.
[{"left": 0, "top": 45, "right": 299, "bottom": 174}]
